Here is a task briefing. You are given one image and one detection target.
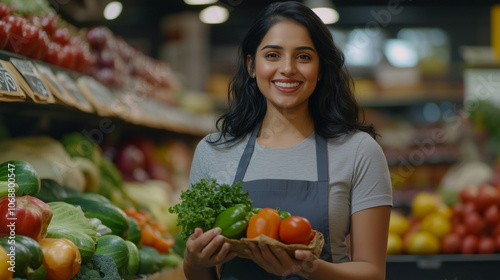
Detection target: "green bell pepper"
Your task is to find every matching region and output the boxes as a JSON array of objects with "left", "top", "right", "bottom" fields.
[
  {"left": 246, "top": 207, "right": 261, "bottom": 221},
  {"left": 213, "top": 204, "right": 250, "bottom": 239},
  {"left": 279, "top": 210, "right": 291, "bottom": 220}
]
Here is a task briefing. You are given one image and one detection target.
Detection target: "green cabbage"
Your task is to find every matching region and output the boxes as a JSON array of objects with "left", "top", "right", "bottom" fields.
[{"left": 47, "top": 202, "right": 98, "bottom": 241}]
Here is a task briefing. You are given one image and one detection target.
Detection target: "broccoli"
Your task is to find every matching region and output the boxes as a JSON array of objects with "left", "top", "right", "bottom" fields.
[{"left": 73, "top": 254, "right": 121, "bottom": 280}]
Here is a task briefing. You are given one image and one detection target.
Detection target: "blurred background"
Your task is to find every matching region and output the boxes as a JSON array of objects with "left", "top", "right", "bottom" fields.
[{"left": 1, "top": 0, "right": 500, "bottom": 279}]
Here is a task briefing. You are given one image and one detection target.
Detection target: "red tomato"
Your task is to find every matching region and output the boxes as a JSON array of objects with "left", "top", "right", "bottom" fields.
[
  {"left": 279, "top": 216, "right": 314, "bottom": 245},
  {"left": 0, "top": 196, "right": 53, "bottom": 240},
  {"left": 441, "top": 232, "right": 461, "bottom": 254},
  {"left": 0, "top": 3, "right": 13, "bottom": 19},
  {"left": 460, "top": 186, "right": 478, "bottom": 204},
  {"left": 484, "top": 204, "right": 500, "bottom": 226},
  {"left": 474, "top": 184, "right": 498, "bottom": 213},
  {"left": 246, "top": 208, "right": 281, "bottom": 240},
  {"left": 464, "top": 211, "right": 486, "bottom": 236},
  {"left": 0, "top": 21, "right": 10, "bottom": 49},
  {"left": 452, "top": 223, "right": 467, "bottom": 238},
  {"left": 495, "top": 235, "right": 500, "bottom": 252},
  {"left": 477, "top": 236, "right": 497, "bottom": 254},
  {"left": 460, "top": 235, "right": 478, "bottom": 255}
]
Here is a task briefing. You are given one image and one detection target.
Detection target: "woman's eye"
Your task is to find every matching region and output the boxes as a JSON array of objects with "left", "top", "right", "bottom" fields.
[
  {"left": 298, "top": 54, "right": 311, "bottom": 60},
  {"left": 265, "top": 53, "right": 279, "bottom": 59}
]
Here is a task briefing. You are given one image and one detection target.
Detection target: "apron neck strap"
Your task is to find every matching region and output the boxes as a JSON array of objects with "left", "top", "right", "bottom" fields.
[{"left": 234, "top": 121, "right": 329, "bottom": 182}]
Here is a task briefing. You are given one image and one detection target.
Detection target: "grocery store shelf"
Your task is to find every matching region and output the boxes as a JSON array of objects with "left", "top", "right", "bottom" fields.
[
  {"left": 386, "top": 254, "right": 500, "bottom": 280},
  {"left": 0, "top": 49, "right": 217, "bottom": 137}
]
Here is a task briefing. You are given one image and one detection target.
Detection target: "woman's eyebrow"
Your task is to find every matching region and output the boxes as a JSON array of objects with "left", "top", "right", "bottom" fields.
[{"left": 260, "top": 45, "right": 316, "bottom": 53}]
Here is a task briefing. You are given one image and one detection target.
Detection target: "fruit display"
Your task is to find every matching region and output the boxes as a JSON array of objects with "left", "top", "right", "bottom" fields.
[{"left": 387, "top": 183, "right": 500, "bottom": 256}]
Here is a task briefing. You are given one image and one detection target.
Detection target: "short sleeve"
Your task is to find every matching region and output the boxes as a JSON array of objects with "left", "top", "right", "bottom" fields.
[{"left": 350, "top": 135, "right": 393, "bottom": 215}]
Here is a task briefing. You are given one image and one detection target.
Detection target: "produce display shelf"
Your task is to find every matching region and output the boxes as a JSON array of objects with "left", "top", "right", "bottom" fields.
[
  {"left": 0, "top": 50, "right": 217, "bottom": 137},
  {"left": 386, "top": 254, "right": 500, "bottom": 280}
]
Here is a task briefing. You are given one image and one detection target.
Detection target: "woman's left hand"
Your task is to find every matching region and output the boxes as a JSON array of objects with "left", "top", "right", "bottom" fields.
[{"left": 245, "top": 242, "right": 318, "bottom": 277}]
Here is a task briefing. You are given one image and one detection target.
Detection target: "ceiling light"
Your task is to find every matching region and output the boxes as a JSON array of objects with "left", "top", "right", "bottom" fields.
[
  {"left": 184, "top": 0, "right": 217, "bottom": 5},
  {"left": 104, "top": 1, "right": 122, "bottom": 20},
  {"left": 304, "top": 0, "right": 339, "bottom": 24},
  {"left": 199, "top": 5, "right": 229, "bottom": 24},
  {"left": 384, "top": 39, "right": 419, "bottom": 68}
]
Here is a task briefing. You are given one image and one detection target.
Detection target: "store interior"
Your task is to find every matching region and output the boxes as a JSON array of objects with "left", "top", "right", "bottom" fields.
[{"left": 1, "top": 0, "right": 500, "bottom": 279}]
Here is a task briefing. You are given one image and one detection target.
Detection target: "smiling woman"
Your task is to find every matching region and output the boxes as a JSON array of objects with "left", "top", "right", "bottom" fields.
[{"left": 183, "top": 2, "right": 392, "bottom": 280}]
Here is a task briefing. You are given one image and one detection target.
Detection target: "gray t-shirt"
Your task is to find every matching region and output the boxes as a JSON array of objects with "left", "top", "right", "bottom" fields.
[{"left": 189, "top": 130, "right": 393, "bottom": 263}]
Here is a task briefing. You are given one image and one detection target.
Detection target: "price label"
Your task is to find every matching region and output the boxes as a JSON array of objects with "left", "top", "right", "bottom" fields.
[
  {"left": 0, "top": 62, "right": 18, "bottom": 93},
  {"left": 10, "top": 58, "right": 51, "bottom": 99},
  {"left": 56, "top": 71, "right": 93, "bottom": 112}
]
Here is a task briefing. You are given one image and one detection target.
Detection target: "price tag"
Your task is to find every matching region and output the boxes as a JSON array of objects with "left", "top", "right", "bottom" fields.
[
  {"left": 35, "top": 63, "right": 86, "bottom": 108},
  {"left": 0, "top": 60, "right": 25, "bottom": 102},
  {"left": 55, "top": 71, "right": 93, "bottom": 113},
  {"left": 10, "top": 58, "right": 53, "bottom": 103},
  {"left": 76, "top": 76, "right": 125, "bottom": 116}
]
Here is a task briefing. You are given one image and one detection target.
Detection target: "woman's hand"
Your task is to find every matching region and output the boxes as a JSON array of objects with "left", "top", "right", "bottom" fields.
[
  {"left": 245, "top": 242, "right": 318, "bottom": 277},
  {"left": 184, "top": 227, "right": 237, "bottom": 271}
]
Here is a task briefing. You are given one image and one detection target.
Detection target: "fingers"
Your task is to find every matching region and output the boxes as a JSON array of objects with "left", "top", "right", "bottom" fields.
[
  {"left": 246, "top": 244, "right": 317, "bottom": 277},
  {"left": 185, "top": 227, "right": 237, "bottom": 268}
]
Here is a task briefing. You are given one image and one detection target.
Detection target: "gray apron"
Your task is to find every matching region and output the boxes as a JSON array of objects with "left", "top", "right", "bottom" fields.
[{"left": 220, "top": 123, "right": 333, "bottom": 280}]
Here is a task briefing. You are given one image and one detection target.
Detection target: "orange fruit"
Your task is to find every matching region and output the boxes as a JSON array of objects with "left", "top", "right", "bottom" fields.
[
  {"left": 420, "top": 212, "right": 452, "bottom": 239},
  {"left": 387, "top": 232, "right": 404, "bottom": 255},
  {"left": 407, "top": 231, "right": 441, "bottom": 255}
]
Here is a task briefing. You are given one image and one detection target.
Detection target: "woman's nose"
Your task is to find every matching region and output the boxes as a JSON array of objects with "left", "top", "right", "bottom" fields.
[{"left": 280, "top": 57, "right": 296, "bottom": 76}]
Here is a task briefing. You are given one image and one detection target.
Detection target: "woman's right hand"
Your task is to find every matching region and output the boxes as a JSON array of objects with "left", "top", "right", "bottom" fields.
[{"left": 184, "top": 227, "right": 237, "bottom": 271}]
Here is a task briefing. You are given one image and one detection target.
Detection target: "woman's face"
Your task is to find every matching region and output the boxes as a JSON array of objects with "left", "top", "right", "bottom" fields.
[{"left": 248, "top": 20, "right": 320, "bottom": 113}]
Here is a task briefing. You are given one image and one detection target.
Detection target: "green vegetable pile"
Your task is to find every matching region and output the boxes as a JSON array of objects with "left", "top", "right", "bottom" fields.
[{"left": 169, "top": 179, "right": 252, "bottom": 240}]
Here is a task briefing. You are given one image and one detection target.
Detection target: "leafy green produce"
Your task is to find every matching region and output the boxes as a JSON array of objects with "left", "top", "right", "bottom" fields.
[
  {"left": 169, "top": 179, "right": 252, "bottom": 240},
  {"left": 73, "top": 254, "right": 121, "bottom": 280},
  {"left": 46, "top": 202, "right": 98, "bottom": 242}
]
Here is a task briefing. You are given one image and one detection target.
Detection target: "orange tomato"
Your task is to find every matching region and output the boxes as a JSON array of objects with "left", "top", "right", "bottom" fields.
[
  {"left": 153, "top": 235, "right": 174, "bottom": 253},
  {"left": 140, "top": 224, "right": 156, "bottom": 246},
  {"left": 246, "top": 208, "right": 281, "bottom": 240}
]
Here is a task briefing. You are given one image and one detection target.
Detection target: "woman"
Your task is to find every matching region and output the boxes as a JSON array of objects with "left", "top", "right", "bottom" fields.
[{"left": 183, "top": 1, "right": 392, "bottom": 279}]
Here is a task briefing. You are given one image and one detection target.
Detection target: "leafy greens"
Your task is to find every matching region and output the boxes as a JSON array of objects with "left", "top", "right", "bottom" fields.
[{"left": 169, "top": 179, "right": 252, "bottom": 240}]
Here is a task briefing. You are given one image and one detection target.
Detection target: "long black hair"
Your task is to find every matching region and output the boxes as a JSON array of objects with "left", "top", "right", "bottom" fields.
[{"left": 209, "top": 1, "right": 376, "bottom": 145}]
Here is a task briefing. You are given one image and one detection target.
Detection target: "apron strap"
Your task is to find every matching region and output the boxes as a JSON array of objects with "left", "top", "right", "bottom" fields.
[
  {"left": 234, "top": 122, "right": 260, "bottom": 182},
  {"left": 315, "top": 134, "right": 329, "bottom": 182},
  {"left": 235, "top": 122, "right": 329, "bottom": 183}
]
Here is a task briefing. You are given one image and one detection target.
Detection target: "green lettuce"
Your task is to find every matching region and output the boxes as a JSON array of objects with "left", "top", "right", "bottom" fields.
[{"left": 169, "top": 179, "right": 252, "bottom": 240}]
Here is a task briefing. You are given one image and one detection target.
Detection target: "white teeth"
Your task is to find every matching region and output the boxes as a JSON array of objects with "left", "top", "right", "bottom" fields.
[{"left": 274, "top": 81, "right": 300, "bottom": 88}]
